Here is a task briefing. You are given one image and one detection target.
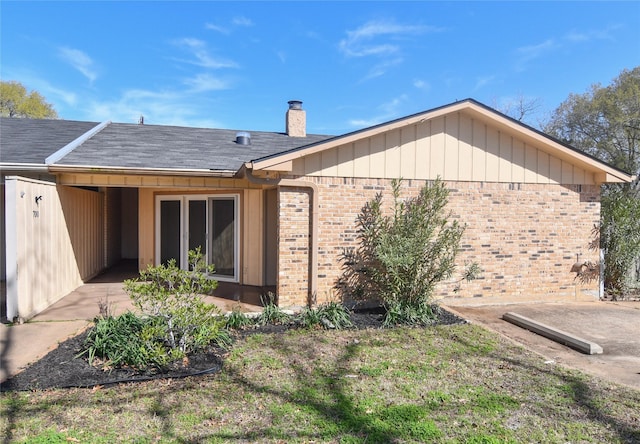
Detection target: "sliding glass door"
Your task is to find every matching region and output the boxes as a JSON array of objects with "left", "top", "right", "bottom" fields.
[{"left": 156, "top": 194, "right": 239, "bottom": 281}]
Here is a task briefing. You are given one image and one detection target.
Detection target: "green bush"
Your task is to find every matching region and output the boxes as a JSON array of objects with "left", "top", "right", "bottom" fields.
[
  {"left": 225, "top": 306, "right": 253, "bottom": 330},
  {"left": 316, "top": 301, "right": 353, "bottom": 329},
  {"left": 338, "top": 178, "right": 471, "bottom": 326},
  {"left": 83, "top": 248, "right": 230, "bottom": 369},
  {"left": 84, "top": 312, "right": 155, "bottom": 368},
  {"left": 297, "top": 306, "right": 323, "bottom": 329},
  {"left": 600, "top": 185, "right": 640, "bottom": 297},
  {"left": 298, "top": 302, "right": 353, "bottom": 330},
  {"left": 124, "top": 248, "right": 225, "bottom": 356},
  {"left": 256, "top": 293, "right": 291, "bottom": 326}
]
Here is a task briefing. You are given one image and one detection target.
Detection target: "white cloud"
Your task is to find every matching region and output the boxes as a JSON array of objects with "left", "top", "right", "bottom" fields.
[
  {"left": 183, "top": 73, "right": 231, "bottom": 92},
  {"left": 233, "top": 16, "right": 254, "bottom": 27},
  {"left": 205, "top": 23, "right": 230, "bottom": 34},
  {"left": 339, "top": 20, "right": 441, "bottom": 58},
  {"left": 564, "top": 24, "right": 621, "bottom": 43},
  {"left": 413, "top": 79, "right": 430, "bottom": 92},
  {"left": 84, "top": 88, "right": 224, "bottom": 127},
  {"left": 514, "top": 39, "right": 557, "bottom": 71},
  {"left": 474, "top": 75, "right": 496, "bottom": 91},
  {"left": 58, "top": 47, "right": 97, "bottom": 83},
  {"left": 348, "top": 95, "right": 408, "bottom": 128},
  {"left": 173, "top": 38, "right": 238, "bottom": 69},
  {"left": 361, "top": 58, "right": 404, "bottom": 81}
]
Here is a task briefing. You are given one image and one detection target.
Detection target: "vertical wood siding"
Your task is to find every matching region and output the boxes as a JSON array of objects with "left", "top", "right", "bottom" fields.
[
  {"left": 292, "top": 111, "right": 596, "bottom": 185},
  {"left": 6, "top": 178, "right": 104, "bottom": 319}
]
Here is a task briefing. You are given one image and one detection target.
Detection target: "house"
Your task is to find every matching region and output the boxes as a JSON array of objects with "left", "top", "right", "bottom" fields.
[{"left": 1, "top": 99, "right": 635, "bottom": 321}]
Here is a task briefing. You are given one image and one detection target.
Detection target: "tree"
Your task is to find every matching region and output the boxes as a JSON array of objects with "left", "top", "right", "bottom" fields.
[
  {"left": 544, "top": 67, "right": 640, "bottom": 296},
  {"left": 0, "top": 80, "right": 58, "bottom": 118},
  {"left": 544, "top": 67, "right": 640, "bottom": 176}
]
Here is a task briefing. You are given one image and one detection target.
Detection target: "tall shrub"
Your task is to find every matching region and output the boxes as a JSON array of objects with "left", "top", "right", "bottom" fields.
[
  {"left": 339, "top": 179, "right": 468, "bottom": 324},
  {"left": 124, "top": 249, "right": 225, "bottom": 356},
  {"left": 600, "top": 185, "right": 640, "bottom": 297}
]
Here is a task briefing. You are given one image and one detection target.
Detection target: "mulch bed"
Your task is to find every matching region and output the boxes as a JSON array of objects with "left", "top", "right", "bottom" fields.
[{"left": 0, "top": 307, "right": 466, "bottom": 392}]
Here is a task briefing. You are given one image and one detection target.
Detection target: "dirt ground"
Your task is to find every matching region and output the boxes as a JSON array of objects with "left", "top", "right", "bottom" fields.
[{"left": 447, "top": 300, "right": 640, "bottom": 389}]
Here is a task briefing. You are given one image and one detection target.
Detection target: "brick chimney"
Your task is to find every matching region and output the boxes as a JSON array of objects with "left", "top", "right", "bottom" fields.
[{"left": 286, "top": 100, "right": 306, "bottom": 137}]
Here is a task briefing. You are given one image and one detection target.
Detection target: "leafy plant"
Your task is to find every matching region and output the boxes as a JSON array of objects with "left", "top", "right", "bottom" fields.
[
  {"left": 297, "top": 306, "right": 323, "bottom": 329},
  {"left": 338, "top": 178, "right": 470, "bottom": 325},
  {"left": 316, "top": 301, "right": 353, "bottom": 329},
  {"left": 84, "top": 312, "right": 154, "bottom": 368},
  {"left": 297, "top": 302, "right": 353, "bottom": 330},
  {"left": 256, "top": 293, "right": 291, "bottom": 326},
  {"left": 120, "top": 248, "right": 228, "bottom": 367},
  {"left": 383, "top": 302, "right": 440, "bottom": 328},
  {"left": 599, "top": 185, "right": 640, "bottom": 297},
  {"left": 225, "top": 306, "right": 253, "bottom": 330}
]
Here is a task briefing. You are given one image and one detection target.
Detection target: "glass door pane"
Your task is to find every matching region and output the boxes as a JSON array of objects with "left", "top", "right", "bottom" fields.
[
  {"left": 188, "top": 200, "right": 207, "bottom": 269},
  {"left": 209, "top": 198, "right": 235, "bottom": 278},
  {"left": 160, "top": 200, "right": 181, "bottom": 266}
]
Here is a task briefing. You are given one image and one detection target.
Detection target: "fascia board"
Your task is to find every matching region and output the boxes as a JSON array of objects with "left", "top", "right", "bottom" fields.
[{"left": 47, "top": 164, "right": 237, "bottom": 177}]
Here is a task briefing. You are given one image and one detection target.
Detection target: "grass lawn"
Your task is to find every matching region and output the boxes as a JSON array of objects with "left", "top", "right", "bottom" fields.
[{"left": 2, "top": 324, "right": 639, "bottom": 443}]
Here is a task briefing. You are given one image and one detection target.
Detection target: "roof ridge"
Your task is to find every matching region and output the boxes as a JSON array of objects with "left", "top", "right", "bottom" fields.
[{"left": 45, "top": 121, "right": 112, "bottom": 165}]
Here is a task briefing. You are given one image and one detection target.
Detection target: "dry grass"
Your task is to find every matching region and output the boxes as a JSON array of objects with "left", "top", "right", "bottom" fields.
[{"left": 2, "top": 324, "right": 639, "bottom": 443}]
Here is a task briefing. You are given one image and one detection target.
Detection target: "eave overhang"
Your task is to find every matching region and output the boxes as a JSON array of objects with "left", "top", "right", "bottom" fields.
[{"left": 47, "top": 164, "right": 238, "bottom": 178}]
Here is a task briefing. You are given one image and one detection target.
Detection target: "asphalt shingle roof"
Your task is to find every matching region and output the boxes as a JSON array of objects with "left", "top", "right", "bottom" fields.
[
  {"left": 57, "top": 122, "right": 331, "bottom": 171},
  {"left": 0, "top": 118, "right": 332, "bottom": 172},
  {"left": 0, "top": 117, "right": 99, "bottom": 164}
]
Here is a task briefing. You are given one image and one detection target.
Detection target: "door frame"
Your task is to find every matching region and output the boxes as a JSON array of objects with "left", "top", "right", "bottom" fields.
[{"left": 154, "top": 193, "right": 240, "bottom": 282}]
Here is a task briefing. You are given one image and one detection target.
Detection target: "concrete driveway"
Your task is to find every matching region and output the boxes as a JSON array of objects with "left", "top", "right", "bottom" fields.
[{"left": 448, "top": 301, "right": 640, "bottom": 389}]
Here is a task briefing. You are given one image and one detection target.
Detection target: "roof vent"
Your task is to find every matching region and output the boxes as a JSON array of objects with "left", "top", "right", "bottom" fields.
[{"left": 235, "top": 131, "right": 251, "bottom": 145}]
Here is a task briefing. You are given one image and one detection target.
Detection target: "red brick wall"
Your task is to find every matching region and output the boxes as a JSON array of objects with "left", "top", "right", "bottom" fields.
[{"left": 277, "top": 177, "right": 601, "bottom": 308}]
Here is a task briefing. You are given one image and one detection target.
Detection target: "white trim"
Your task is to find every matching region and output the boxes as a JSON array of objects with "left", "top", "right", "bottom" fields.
[
  {"left": 48, "top": 164, "right": 237, "bottom": 177},
  {"left": 154, "top": 193, "right": 240, "bottom": 283},
  {"left": 5, "top": 178, "right": 18, "bottom": 320},
  {"left": 0, "top": 163, "right": 49, "bottom": 173},
  {"left": 45, "top": 121, "right": 111, "bottom": 165}
]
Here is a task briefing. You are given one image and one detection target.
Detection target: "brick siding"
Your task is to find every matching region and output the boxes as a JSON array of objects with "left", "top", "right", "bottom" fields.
[{"left": 277, "top": 177, "right": 601, "bottom": 308}]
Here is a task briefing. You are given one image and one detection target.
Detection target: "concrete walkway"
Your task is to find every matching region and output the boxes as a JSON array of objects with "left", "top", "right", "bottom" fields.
[
  {"left": 448, "top": 301, "right": 640, "bottom": 389},
  {"left": 1, "top": 266, "right": 261, "bottom": 383}
]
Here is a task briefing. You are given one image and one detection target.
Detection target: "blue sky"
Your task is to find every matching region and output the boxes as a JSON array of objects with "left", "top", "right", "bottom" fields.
[{"left": 2, "top": 1, "right": 639, "bottom": 135}]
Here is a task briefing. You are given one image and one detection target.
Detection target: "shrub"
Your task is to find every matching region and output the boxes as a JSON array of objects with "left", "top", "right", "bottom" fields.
[
  {"left": 600, "top": 185, "right": 640, "bottom": 297},
  {"left": 225, "top": 306, "right": 253, "bottom": 330},
  {"left": 298, "top": 302, "right": 353, "bottom": 330},
  {"left": 297, "top": 306, "right": 323, "bottom": 329},
  {"left": 256, "top": 293, "right": 291, "bottom": 326},
  {"left": 84, "top": 312, "right": 154, "bottom": 368},
  {"left": 316, "top": 301, "right": 353, "bottom": 329},
  {"left": 120, "top": 248, "right": 228, "bottom": 366},
  {"left": 338, "top": 178, "right": 471, "bottom": 326}
]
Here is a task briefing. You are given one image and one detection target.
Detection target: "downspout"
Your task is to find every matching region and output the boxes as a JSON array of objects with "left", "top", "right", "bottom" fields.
[{"left": 241, "top": 166, "right": 318, "bottom": 307}]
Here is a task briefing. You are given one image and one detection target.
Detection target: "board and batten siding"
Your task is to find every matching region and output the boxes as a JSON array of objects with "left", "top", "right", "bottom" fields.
[
  {"left": 291, "top": 112, "right": 595, "bottom": 185},
  {"left": 5, "top": 177, "right": 104, "bottom": 320}
]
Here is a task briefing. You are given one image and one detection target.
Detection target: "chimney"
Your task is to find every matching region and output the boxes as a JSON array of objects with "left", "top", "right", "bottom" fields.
[{"left": 286, "top": 100, "right": 306, "bottom": 137}]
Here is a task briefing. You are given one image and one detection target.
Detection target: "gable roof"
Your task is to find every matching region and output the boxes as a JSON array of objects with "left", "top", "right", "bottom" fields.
[
  {"left": 1, "top": 99, "right": 634, "bottom": 184},
  {"left": 247, "top": 98, "right": 634, "bottom": 183}
]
